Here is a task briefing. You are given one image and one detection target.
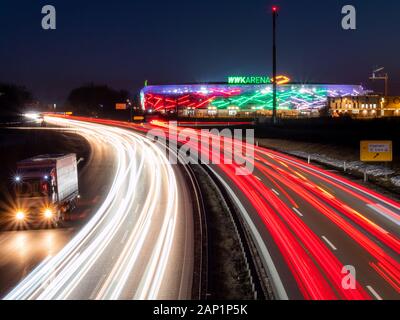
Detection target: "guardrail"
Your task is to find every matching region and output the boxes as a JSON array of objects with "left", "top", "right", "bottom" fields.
[
  {"left": 182, "top": 164, "right": 208, "bottom": 300},
  {"left": 198, "top": 164, "right": 273, "bottom": 300}
]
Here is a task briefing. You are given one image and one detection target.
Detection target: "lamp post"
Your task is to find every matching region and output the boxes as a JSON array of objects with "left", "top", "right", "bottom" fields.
[
  {"left": 127, "top": 99, "right": 132, "bottom": 122},
  {"left": 272, "top": 5, "right": 278, "bottom": 124}
]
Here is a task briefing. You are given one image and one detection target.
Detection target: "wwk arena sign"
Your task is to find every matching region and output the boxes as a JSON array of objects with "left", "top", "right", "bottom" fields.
[{"left": 227, "top": 75, "right": 290, "bottom": 85}]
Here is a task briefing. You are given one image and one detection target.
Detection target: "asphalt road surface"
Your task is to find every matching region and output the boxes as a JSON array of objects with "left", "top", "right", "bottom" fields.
[
  {"left": 11, "top": 115, "right": 398, "bottom": 300},
  {"left": 139, "top": 120, "right": 400, "bottom": 300},
  {"left": 3, "top": 117, "right": 193, "bottom": 300},
  {"left": 208, "top": 146, "right": 400, "bottom": 300}
]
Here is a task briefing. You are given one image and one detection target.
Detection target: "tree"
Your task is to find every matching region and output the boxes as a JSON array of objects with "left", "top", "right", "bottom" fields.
[
  {"left": 0, "top": 83, "right": 33, "bottom": 117},
  {"left": 66, "top": 84, "right": 130, "bottom": 117}
]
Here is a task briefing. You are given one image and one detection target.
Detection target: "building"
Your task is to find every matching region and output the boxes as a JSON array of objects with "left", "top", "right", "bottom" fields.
[
  {"left": 141, "top": 83, "right": 365, "bottom": 118},
  {"left": 383, "top": 96, "right": 400, "bottom": 117},
  {"left": 329, "top": 95, "right": 400, "bottom": 118}
]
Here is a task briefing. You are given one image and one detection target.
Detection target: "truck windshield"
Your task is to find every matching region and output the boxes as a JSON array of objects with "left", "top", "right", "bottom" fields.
[{"left": 15, "top": 179, "right": 50, "bottom": 198}]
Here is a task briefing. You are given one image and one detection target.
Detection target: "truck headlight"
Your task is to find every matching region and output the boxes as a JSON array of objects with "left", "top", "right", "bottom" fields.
[
  {"left": 16, "top": 211, "right": 25, "bottom": 221},
  {"left": 44, "top": 209, "right": 53, "bottom": 219}
]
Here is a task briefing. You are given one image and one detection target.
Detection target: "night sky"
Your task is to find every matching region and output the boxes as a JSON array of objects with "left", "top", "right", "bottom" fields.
[{"left": 1, "top": 0, "right": 399, "bottom": 104}]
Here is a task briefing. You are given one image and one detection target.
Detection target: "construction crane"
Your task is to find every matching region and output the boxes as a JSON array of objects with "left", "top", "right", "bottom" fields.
[{"left": 370, "top": 67, "right": 389, "bottom": 96}]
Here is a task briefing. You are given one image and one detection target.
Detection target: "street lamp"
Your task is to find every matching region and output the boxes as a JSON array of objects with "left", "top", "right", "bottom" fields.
[
  {"left": 127, "top": 99, "right": 133, "bottom": 122},
  {"left": 272, "top": 5, "right": 278, "bottom": 124}
]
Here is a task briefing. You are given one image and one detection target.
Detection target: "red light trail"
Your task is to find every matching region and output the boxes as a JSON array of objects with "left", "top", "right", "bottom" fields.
[{"left": 47, "top": 115, "right": 400, "bottom": 300}]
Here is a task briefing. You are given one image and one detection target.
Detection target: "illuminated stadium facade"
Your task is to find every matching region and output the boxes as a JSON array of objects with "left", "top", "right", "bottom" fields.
[{"left": 141, "top": 82, "right": 366, "bottom": 118}]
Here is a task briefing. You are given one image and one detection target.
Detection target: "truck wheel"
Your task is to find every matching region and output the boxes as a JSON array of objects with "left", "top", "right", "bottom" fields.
[{"left": 70, "top": 200, "right": 77, "bottom": 212}]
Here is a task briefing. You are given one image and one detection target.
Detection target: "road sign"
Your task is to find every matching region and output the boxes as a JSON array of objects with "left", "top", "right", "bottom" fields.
[
  {"left": 133, "top": 116, "right": 145, "bottom": 121},
  {"left": 360, "top": 141, "right": 393, "bottom": 162},
  {"left": 115, "top": 103, "right": 127, "bottom": 110}
]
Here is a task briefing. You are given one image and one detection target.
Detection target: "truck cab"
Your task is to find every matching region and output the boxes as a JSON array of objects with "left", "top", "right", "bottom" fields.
[{"left": 13, "top": 154, "right": 79, "bottom": 228}]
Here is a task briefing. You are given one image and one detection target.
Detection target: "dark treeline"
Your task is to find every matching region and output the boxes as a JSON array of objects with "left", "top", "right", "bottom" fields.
[
  {"left": 0, "top": 83, "right": 33, "bottom": 118},
  {"left": 0, "top": 82, "right": 135, "bottom": 120},
  {"left": 65, "top": 84, "right": 131, "bottom": 117}
]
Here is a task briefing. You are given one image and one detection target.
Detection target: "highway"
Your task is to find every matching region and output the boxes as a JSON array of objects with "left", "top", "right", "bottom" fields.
[
  {"left": 142, "top": 120, "right": 400, "bottom": 300},
  {"left": 4, "top": 117, "right": 194, "bottom": 300},
  {"left": 4, "top": 115, "right": 398, "bottom": 300}
]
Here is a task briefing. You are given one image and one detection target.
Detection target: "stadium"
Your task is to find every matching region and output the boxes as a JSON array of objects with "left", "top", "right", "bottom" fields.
[{"left": 140, "top": 82, "right": 366, "bottom": 118}]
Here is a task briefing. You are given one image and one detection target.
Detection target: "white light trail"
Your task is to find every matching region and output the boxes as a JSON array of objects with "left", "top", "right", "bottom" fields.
[{"left": 5, "top": 117, "right": 187, "bottom": 300}]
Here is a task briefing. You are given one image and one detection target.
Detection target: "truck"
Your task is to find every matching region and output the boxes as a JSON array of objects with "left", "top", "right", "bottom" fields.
[{"left": 13, "top": 154, "right": 79, "bottom": 228}]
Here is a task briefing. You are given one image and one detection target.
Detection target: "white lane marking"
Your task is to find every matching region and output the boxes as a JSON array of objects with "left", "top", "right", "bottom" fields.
[
  {"left": 121, "top": 231, "right": 129, "bottom": 244},
  {"left": 321, "top": 236, "right": 337, "bottom": 251},
  {"left": 367, "top": 286, "right": 383, "bottom": 300},
  {"left": 272, "top": 189, "right": 280, "bottom": 196},
  {"left": 367, "top": 204, "right": 400, "bottom": 226},
  {"left": 255, "top": 176, "right": 262, "bottom": 181},
  {"left": 90, "top": 274, "right": 108, "bottom": 300},
  {"left": 269, "top": 152, "right": 400, "bottom": 211},
  {"left": 292, "top": 207, "right": 304, "bottom": 217}
]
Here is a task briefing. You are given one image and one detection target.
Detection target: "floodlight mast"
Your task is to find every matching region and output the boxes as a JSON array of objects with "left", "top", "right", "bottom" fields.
[{"left": 370, "top": 67, "right": 389, "bottom": 96}]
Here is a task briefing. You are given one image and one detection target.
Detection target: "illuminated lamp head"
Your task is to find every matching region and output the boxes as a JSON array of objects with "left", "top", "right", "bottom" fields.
[
  {"left": 16, "top": 211, "right": 25, "bottom": 221},
  {"left": 44, "top": 209, "right": 53, "bottom": 219}
]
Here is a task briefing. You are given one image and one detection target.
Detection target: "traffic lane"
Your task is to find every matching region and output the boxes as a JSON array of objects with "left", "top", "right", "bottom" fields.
[
  {"left": 6, "top": 118, "right": 193, "bottom": 300},
  {"left": 141, "top": 121, "right": 399, "bottom": 299},
  {"left": 3, "top": 120, "right": 141, "bottom": 299},
  {"left": 139, "top": 123, "right": 362, "bottom": 298},
  {"left": 255, "top": 150, "right": 400, "bottom": 259},
  {"left": 62, "top": 161, "right": 192, "bottom": 300},
  {"left": 68, "top": 118, "right": 194, "bottom": 300},
  {"left": 256, "top": 150, "right": 400, "bottom": 278},
  {"left": 107, "top": 124, "right": 194, "bottom": 300},
  {"left": 0, "top": 129, "right": 117, "bottom": 298},
  {"left": 252, "top": 152, "right": 400, "bottom": 296},
  {"left": 56, "top": 142, "right": 151, "bottom": 299},
  {"left": 122, "top": 127, "right": 195, "bottom": 299},
  {"left": 0, "top": 228, "right": 74, "bottom": 297},
  {"left": 206, "top": 164, "right": 303, "bottom": 300},
  {"left": 250, "top": 164, "right": 399, "bottom": 300},
  {"left": 294, "top": 165, "right": 400, "bottom": 237},
  {"left": 70, "top": 131, "right": 117, "bottom": 222},
  {"left": 97, "top": 136, "right": 195, "bottom": 300},
  {"left": 141, "top": 121, "right": 399, "bottom": 298},
  {"left": 203, "top": 143, "right": 396, "bottom": 299},
  {"left": 67, "top": 120, "right": 396, "bottom": 300},
  {"left": 157, "top": 164, "right": 194, "bottom": 300},
  {"left": 258, "top": 149, "right": 400, "bottom": 237},
  {"left": 142, "top": 121, "right": 399, "bottom": 235},
  {"left": 99, "top": 163, "right": 194, "bottom": 301}
]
